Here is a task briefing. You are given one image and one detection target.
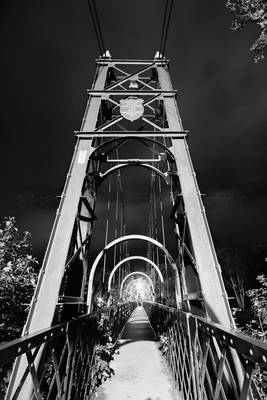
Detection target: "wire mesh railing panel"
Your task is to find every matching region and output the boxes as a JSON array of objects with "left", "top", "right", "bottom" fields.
[
  {"left": 0, "top": 302, "right": 136, "bottom": 400},
  {"left": 143, "top": 302, "right": 267, "bottom": 400}
]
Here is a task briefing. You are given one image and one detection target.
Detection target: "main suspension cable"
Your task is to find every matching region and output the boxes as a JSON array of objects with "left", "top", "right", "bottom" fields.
[
  {"left": 159, "top": 0, "right": 174, "bottom": 56},
  {"left": 87, "top": 0, "right": 106, "bottom": 55},
  {"left": 159, "top": 0, "right": 169, "bottom": 56},
  {"left": 91, "top": 0, "right": 106, "bottom": 51}
]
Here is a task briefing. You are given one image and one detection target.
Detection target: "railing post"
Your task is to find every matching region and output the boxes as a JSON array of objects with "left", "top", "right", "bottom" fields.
[
  {"left": 214, "top": 347, "right": 227, "bottom": 400},
  {"left": 241, "top": 361, "right": 257, "bottom": 400},
  {"left": 187, "top": 314, "right": 199, "bottom": 400},
  {"left": 62, "top": 321, "right": 77, "bottom": 400}
]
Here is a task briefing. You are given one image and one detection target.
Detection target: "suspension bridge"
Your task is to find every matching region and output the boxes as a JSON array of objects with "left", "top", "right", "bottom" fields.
[{"left": 1, "top": 1, "right": 267, "bottom": 399}]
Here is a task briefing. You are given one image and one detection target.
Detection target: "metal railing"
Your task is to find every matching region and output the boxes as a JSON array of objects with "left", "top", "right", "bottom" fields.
[
  {"left": 0, "top": 302, "right": 136, "bottom": 400},
  {"left": 143, "top": 302, "right": 267, "bottom": 400}
]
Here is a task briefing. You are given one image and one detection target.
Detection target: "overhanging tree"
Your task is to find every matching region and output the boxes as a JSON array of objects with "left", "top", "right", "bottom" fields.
[
  {"left": 246, "top": 274, "right": 267, "bottom": 340},
  {"left": 0, "top": 217, "right": 38, "bottom": 342},
  {"left": 226, "top": 0, "right": 267, "bottom": 62}
]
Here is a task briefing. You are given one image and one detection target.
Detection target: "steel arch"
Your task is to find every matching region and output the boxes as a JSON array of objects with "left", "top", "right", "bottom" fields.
[
  {"left": 87, "top": 234, "right": 181, "bottom": 311},
  {"left": 99, "top": 163, "right": 169, "bottom": 185},
  {"left": 120, "top": 271, "right": 154, "bottom": 299},
  {"left": 107, "top": 255, "right": 164, "bottom": 293},
  {"left": 89, "top": 136, "right": 175, "bottom": 162}
]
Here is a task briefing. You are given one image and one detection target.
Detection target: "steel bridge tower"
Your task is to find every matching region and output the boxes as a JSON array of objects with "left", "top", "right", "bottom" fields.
[{"left": 8, "top": 55, "right": 237, "bottom": 398}]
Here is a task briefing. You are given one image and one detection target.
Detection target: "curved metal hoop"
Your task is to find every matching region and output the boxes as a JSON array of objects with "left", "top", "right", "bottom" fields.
[
  {"left": 89, "top": 136, "right": 175, "bottom": 162},
  {"left": 120, "top": 272, "right": 154, "bottom": 299},
  {"left": 87, "top": 234, "right": 181, "bottom": 312},
  {"left": 100, "top": 163, "right": 169, "bottom": 185},
  {"left": 108, "top": 256, "right": 164, "bottom": 293}
]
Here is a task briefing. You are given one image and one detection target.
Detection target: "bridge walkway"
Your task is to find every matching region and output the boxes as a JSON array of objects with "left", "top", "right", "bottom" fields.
[{"left": 95, "top": 306, "right": 178, "bottom": 400}]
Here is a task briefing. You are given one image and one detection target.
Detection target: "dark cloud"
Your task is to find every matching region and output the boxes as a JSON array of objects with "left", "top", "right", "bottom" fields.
[{"left": 1, "top": 0, "right": 267, "bottom": 262}]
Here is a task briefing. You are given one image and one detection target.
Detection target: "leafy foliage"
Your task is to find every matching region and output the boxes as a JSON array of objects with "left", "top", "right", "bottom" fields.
[
  {"left": 90, "top": 344, "right": 115, "bottom": 391},
  {"left": 0, "top": 217, "right": 39, "bottom": 397},
  {"left": 158, "top": 333, "right": 168, "bottom": 356},
  {"left": 246, "top": 274, "right": 267, "bottom": 340},
  {"left": 226, "top": 0, "right": 267, "bottom": 62},
  {"left": 0, "top": 217, "right": 38, "bottom": 342},
  {"left": 89, "top": 314, "right": 118, "bottom": 397},
  {"left": 242, "top": 275, "right": 267, "bottom": 396}
]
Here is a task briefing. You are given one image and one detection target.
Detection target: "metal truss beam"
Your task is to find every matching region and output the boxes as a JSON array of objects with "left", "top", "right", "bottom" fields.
[
  {"left": 75, "top": 131, "right": 188, "bottom": 138},
  {"left": 96, "top": 58, "right": 169, "bottom": 65},
  {"left": 105, "top": 63, "right": 156, "bottom": 90},
  {"left": 87, "top": 90, "right": 177, "bottom": 95}
]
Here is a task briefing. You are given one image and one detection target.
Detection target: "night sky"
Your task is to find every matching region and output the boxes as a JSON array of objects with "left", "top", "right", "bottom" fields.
[{"left": 1, "top": 0, "right": 267, "bottom": 264}]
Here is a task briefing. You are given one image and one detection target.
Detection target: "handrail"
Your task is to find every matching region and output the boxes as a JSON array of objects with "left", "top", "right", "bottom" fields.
[
  {"left": 148, "top": 302, "right": 267, "bottom": 364},
  {"left": 0, "top": 304, "right": 124, "bottom": 366},
  {"left": 0, "top": 302, "right": 136, "bottom": 399},
  {"left": 143, "top": 302, "right": 267, "bottom": 399}
]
